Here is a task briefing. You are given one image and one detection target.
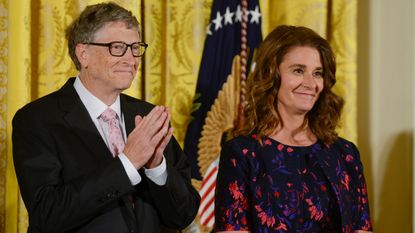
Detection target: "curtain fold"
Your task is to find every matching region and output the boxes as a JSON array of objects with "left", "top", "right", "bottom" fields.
[
  {"left": 328, "top": 0, "right": 357, "bottom": 141},
  {"left": 142, "top": 0, "right": 210, "bottom": 146},
  {"left": 5, "top": 0, "right": 31, "bottom": 232},
  {"left": 0, "top": 0, "right": 357, "bottom": 232}
]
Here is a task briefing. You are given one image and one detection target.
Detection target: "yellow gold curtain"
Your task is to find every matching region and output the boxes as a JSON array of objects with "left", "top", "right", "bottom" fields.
[{"left": 0, "top": 0, "right": 357, "bottom": 232}]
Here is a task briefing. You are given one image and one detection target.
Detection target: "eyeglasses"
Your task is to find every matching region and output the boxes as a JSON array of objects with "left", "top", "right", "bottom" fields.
[{"left": 84, "top": 41, "right": 148, "bottom": 57}]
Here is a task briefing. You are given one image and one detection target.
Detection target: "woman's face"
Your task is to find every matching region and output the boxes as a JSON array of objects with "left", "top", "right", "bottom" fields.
[{"left": 277, "top": 46, "right": 324, "bottom": 117}]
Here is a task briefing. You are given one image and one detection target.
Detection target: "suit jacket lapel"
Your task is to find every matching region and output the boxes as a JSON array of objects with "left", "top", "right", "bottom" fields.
[
  {"left": 121, "top": 96, "right": 136, "bottom": 136},
  {"left": 58, "top": 78, "right": 114, "bottom": 162},
  {"left": 120, "top": 94, "right": 151, "bottom": 135}
]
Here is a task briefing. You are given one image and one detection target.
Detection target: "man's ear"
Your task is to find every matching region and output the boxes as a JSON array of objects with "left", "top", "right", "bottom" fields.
[{"left": 75, "top": 44, "right": 89, "bottom": 69}]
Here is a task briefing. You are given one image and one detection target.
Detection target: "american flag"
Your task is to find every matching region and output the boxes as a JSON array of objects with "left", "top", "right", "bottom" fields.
[
  {"left": 198, "top": 159, "right": 219, "bottom": 227},
  {"left": 183, "top": 0, "right": 262, "bottom": 230},
  {"left": 184, "top": 0, "right": 262, "bottom": 180}
]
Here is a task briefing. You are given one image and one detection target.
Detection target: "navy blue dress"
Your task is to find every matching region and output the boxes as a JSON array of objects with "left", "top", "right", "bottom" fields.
[{"left": 215, "top": 134, "right": 372, "bottom": 233}]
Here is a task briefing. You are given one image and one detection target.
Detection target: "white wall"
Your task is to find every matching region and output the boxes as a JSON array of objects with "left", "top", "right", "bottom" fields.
[{"left": 358, "top": 0, "right": 414, "bottom": 232}]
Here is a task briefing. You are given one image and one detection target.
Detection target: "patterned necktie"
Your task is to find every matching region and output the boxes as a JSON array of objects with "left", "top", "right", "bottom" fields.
[
  {"left": 100, "top": 108, "right": 125, "bottom": 157},
  {"left": 100, "top": 108, "right": 135, "bottom": 208}
]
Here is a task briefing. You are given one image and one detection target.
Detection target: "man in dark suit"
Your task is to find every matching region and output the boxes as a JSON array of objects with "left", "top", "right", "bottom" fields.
[{"left": 12, "top": 2, "right": 200, "bottom": 233}]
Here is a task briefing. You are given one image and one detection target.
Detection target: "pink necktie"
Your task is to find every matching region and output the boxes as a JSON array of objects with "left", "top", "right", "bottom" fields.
[
  {"left": 100, "top": 108, "right": 125, "bottom": 157},
  {"left": 100, "top": 108, "right": 135, "bottom": 208}
]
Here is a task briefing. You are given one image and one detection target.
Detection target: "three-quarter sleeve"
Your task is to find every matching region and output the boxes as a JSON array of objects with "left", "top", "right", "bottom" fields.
[
  {"left": 349, "top": 142, "right": 373, "bottom": 231},
  {"left": 215, "top": 139, "right": 251, "bottom": 231}
]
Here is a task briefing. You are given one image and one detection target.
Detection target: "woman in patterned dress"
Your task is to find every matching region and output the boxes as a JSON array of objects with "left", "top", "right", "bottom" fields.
[{"left": 214, "top": 25, "right": 372, "bottom": 233}]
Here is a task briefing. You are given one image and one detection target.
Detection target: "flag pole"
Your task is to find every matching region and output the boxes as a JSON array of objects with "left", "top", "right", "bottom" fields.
[{"left": 237, "top": 0, "right": 248, "bottom": 130}]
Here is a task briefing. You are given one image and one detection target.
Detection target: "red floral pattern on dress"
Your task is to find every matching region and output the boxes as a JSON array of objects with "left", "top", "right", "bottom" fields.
[
  {"left": 255, "top": 205, "right": 276, "bottom": 227},
  {"left": 306, "top": 198, "right": 324, "bottom": 221},
  {"left": 215, "top": 135, "right": 373, "bottom": 233}
]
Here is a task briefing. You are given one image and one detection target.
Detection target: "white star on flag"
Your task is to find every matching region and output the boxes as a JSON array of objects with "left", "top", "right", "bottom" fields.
[
  {"left": 224, "top": 7, "right": 234, "bottom": 25},
  {"left": 206, "top": 22, "right": 213, "bottom": 35},
  {"left": 212, "top": 11, "right": 223, "bottom": 31},
  {"left": 235, "top": 5, "right": 242, "bottom": 23},
  {"left": 250, "top": 5, "right": 261, "bottom": 24}
]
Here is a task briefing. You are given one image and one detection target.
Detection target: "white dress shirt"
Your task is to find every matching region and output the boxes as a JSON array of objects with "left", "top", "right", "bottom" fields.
[{"left": 73, "top": 77, "right": 167, "bottom": 186}]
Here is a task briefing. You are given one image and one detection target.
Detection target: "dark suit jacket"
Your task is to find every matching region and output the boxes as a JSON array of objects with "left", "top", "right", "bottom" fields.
[{"left": 12, "top": 78, "right": 200, "bottom": 233}]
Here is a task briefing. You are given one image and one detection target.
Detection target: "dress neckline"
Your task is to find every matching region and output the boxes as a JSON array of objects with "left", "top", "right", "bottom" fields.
[{"left": 263, "top": 135, "right": 320, "bottom": 149}]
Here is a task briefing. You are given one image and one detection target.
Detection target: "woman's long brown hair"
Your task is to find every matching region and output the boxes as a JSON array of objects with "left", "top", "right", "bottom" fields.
[{"left": 236, "top": 25, "right": 344, "bottom": 145}]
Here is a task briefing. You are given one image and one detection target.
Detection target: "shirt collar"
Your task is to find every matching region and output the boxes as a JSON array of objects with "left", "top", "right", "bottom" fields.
[{"left": 73, "top": 76, "right": 122, "bottom": 119}]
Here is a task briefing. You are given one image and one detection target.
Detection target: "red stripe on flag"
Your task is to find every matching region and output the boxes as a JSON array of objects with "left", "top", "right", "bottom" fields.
[
  {"left": 201, "top": 178, "right": 216, "bottom": 201},
  {"left": 201, "top": 210, "right": 215, "bottom": 226},
  {"left": 200, "top": 190, "right": 215, "bottom": 215},
  {"left": 201, "top": 166, "right": 218, "bottom": 187},
  {"left": 199, "top": 163, "right": 219, "bottom": 227}
]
